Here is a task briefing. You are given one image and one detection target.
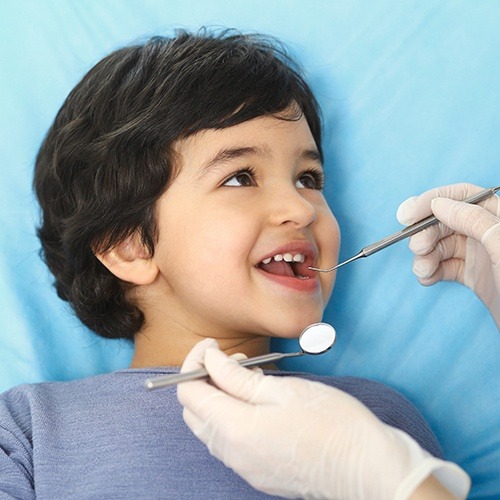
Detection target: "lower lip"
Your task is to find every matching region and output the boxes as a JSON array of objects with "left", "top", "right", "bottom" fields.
[{"left": 256, "top": 267, "right": 320, "bottom": 292}]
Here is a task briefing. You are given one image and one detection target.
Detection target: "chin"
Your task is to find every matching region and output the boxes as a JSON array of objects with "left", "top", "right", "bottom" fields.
[{"left": 266, "top": 312, "right": 325, "bottom": 339}]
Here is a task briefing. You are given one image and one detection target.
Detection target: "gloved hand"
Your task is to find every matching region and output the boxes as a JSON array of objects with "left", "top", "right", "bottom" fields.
[
  {"left": 178, "top": 339, "right": 470, "bottom": 500},
  {"left": 397, "top": 183, "right": 500, "bottom": 329}
]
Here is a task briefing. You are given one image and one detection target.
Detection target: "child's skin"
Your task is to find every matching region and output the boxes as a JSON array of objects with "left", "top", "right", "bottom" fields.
[{"left": 97, "top": 109, "right": 340, "bottom": 367}]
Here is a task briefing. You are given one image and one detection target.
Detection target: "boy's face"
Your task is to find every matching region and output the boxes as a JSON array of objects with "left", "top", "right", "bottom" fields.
[{"left": 150, "top": 112, "right": 340, "bottom": 340}]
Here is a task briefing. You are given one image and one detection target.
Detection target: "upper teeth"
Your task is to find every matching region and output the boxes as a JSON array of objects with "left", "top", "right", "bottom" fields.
[{"left": 261, "top": 253, "right": 305, "bottom": 264}]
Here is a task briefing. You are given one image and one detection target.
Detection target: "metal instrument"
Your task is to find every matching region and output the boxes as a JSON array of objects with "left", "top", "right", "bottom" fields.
[
  {"left": 309, "top": 186, "right": 500, "bottom": 273},
  {"left": 144, "top": 322, "right": 336, "bottom": 389}
]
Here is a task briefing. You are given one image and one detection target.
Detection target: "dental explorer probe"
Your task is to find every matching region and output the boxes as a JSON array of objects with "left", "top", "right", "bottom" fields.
[{"left": 309, "top": 185, "right": 500, "bottom": 273}]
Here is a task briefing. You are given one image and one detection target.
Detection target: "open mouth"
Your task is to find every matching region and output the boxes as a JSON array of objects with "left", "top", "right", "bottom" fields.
[{"left": 257, "top": 252, "right": 315, "bottom": 279}]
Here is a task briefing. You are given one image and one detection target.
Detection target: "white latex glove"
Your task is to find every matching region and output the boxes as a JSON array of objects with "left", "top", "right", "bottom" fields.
[
  {"left": 397, "top": 183, "right": 500, "bottom": 329},
  {"left": 178, "top": 339, "right": 470, "bottom": 500}
]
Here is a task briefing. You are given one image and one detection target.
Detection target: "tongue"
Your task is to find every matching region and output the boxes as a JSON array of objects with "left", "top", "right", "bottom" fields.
[{"left": 259, "top": 260, "right": 295, "bottom": 277}]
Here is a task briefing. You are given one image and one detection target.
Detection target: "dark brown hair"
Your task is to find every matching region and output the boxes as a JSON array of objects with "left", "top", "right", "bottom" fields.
[{"left": 34, "top": 29, "right": 323, "bottom": 340}]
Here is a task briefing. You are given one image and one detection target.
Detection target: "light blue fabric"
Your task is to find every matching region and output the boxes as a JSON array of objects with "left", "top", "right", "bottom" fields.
[{"left": 0, "top": 1, "right": 498, "bottom": 497}]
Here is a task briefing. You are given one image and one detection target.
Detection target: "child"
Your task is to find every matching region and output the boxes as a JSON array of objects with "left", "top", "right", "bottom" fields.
[{"left": 0, "top": 30, "right": 443, "bottom": 498}]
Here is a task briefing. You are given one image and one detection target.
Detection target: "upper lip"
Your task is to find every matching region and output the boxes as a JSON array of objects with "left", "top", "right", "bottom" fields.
[{"left": 256, "top": 240, "right": 318, "bottom": 278}]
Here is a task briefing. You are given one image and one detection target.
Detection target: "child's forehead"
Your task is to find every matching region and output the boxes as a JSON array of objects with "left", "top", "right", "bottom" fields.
[
  {"left": 173, "top": 113, "right": 315, "bottom": 157},
  {"left": 170, "top": 116, "right": 320, "bottom": 183}
]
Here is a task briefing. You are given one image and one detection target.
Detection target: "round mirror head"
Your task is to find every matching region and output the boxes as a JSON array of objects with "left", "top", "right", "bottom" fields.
[{"left": 298, "top": 322, "right": 336, "bottom": 355}]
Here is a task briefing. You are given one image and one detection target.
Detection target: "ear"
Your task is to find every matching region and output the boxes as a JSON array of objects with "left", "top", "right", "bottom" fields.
[{"left": 95, "top": 234, "right": 159, "bottom": 286}]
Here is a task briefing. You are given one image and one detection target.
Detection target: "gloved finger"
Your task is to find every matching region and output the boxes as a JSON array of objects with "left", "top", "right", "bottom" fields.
[
  {"left": 182, "top": 407, "right": 206, "bottom": 438},
  {"left": 399, "top": 183, "right": 498, "bottom": 256},
  {"left": 182, "top": 399, "right": 251, "bottom": 466},
  {"left": 431, "top": 198, "right": 500, "bottom": 261},
  {"left": 182, "top": 390, "right": 259, "bottom": 463},
  {"left": 177, "top": 376, "right": 225, "bottom": 413},
  {"left": 178, "top": 344, "right": 270, "bottom": 437},
  {"left": 204, "top": 347, "right": 279, "bottom": 404},
  {"left": 178, "top": 370, "right": 252, "bottom": 431},
  {"left": 229, "top": 352, "right": 263, "bottom": 373},
  {"left": 396, "top": 183, "right": 483, "bottom": 226},
  {"left": 416, "top": 258, "right": 465, "bottom": 287},
  {"left": 230, "top": 352, "right": 247, "bottom": 362},
  {"left": 406, "top": 195, "right": 500, "bottom": 256},
  {"left": 412, "top": 234, "right": 466, "bottom": 279},
  {"left": 407, "top": 223, "right": 454, "bottom": 256},
  {"left": 180, "top": 337, "right": 219, "bottom": 373},
  {"left": 178, "top": 339, "right": 233, "bottom": 415}
]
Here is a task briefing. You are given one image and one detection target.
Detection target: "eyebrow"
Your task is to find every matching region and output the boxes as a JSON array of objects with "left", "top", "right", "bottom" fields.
[
  {"left": 300, "top": 148, "right": 323, "bottom": 165},
  {"left": 197, "top": 146, "right": 267, "bottom": 178},
  {"left": 197, "top": 145, "right": 322, "bottom": 178}
]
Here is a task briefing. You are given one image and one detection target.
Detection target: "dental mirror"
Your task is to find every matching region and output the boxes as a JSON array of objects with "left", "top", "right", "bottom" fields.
[
  {"left": 144, "top": 322, "right": 336, "bottom": 390},
  {"left": 297, "top": 322, "right": 336, "bottom": 354}
]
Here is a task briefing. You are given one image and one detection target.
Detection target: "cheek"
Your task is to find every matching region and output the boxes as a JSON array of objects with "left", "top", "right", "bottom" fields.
[
  {"left": 317, "top": 208, "right": 341, "bottom": 302},
  {"left": 160, "top": 205, "right": 256, "bottom": 279},
  {"left": 320, "top": 272, "right": 336, "bottom": 304},
  {"left": 317, "top": 203, "right": 340, "bottom": 252}
]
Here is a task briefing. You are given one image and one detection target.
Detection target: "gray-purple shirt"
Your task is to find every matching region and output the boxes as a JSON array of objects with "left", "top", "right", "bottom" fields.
[{"left": 0, "top": 368, "right": 442, "bottom": 499}]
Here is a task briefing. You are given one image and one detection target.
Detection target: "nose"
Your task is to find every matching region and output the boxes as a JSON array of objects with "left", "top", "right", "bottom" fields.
[{"left": 268, "top": 185, "right": 317, "bottom": 229}]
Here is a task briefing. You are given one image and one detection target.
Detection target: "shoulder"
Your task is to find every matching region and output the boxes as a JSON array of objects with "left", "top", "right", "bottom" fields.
[
  {"left": 283, "top": 372, "right": 443, "bottom": 458},
  {"left": 0, "top": 384, "right": 40, "bottom": 498},
  {"left": 308, "top": 375, "right": 416, "bottom": 415},
  {"left": 0, "top": 369, "right": 178, "bottom": 427},
  {"left": 0, "top": 383, "right": 38, "bottom": 431},
  {"left": 276, "top": 371, "right": 411, "bottom": 410},
  {"left": 0, "top": 372, "right": 122, "bottom": 421},
  {"left": 0, "top": 371, "right": 144, "bottom": 473}
]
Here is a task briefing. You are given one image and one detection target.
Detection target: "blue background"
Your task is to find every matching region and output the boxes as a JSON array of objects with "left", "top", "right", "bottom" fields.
[{"left": 1, "top": 1, "right": 499, "bottom": 497}]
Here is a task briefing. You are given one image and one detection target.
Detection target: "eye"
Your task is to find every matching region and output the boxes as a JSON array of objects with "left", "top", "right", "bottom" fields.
[
  {"left": 222, "top": 167, "right": 257, "bottom": 187},
  {"left": 296, "top": 169, "right": 324, "bottom": 190}
]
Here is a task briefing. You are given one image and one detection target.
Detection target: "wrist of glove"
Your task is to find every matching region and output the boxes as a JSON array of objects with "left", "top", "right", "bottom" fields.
[
  {"left": 397, "top": 183, "right": 500, "bottom": 328},
  {"left": 178, "top": 339, "right": 470, "bottom": 499}
]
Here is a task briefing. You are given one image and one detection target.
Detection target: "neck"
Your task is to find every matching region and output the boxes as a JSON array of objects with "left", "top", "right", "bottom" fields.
[
  {"left": 128, "top": 285, "right": 272, "bottom": 368},
  {"left": 130, "top": 323, "right": 271, "bottom": 368}
]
